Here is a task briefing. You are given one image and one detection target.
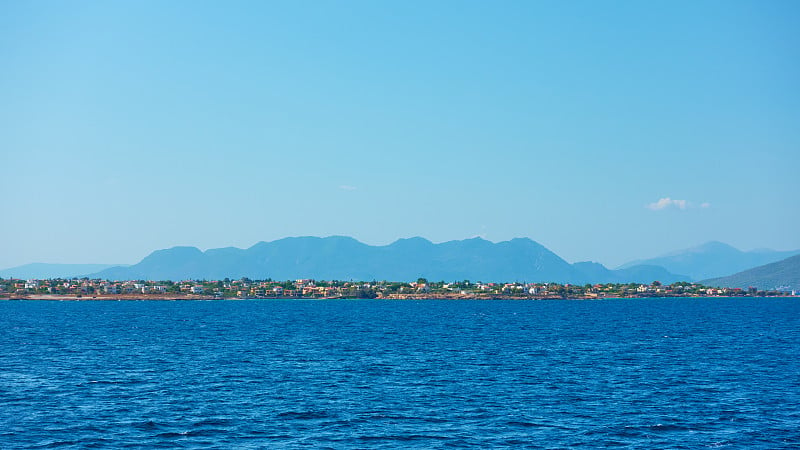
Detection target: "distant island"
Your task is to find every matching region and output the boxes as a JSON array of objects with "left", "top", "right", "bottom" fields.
[
  {"left": 2, "top": 236, "right": 798, "bottom": 293},
  {"left": 1, "top": 278, "right": 794, "bottom": 301}
]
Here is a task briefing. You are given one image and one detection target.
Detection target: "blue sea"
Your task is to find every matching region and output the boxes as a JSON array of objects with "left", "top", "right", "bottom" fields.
[{"left": 1, "top": 298, "right": 799, "bottom": 449}]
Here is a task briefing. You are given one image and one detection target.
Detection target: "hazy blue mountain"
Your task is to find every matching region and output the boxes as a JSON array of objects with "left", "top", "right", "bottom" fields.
[
  {"left": 0, "top": 263, "right": 125, "bottom": 279},
  {"left": 90, "top": 236, "right": 686, "bottom": 283},
  {"left": 702, "top": 255, "right": 800, "bottom": 291},
  {"left": 572, "top": 262, "right": 689, "bottom": 285},
  {"left": 618, "top": 241, "right": 800, "bottom": 280}
]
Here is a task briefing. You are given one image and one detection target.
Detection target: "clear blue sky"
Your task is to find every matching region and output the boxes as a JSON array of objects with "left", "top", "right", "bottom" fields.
[{"left": 1, "top": 0, "right": 798, "bottom": 269}]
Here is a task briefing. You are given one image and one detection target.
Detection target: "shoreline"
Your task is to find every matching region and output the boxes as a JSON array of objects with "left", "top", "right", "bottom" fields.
[{"left": 2, "top": 293, "right": 796, "bottom": 301}]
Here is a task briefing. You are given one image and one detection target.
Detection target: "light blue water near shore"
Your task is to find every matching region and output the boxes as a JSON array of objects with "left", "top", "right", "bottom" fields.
[{"left": 1, "top": 298, "right": 799, "bottom": 448}]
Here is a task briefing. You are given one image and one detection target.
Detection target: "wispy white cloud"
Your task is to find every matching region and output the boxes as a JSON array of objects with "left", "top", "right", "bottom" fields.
[
  {"left": 647, "top": 197, "right": 687, "bottom": 211},
  {"left": 646, "top": 197, "right": 711, "bottom": 211},
  {"left": 339, "top": 185, "right": 357, "bottom": 191}
]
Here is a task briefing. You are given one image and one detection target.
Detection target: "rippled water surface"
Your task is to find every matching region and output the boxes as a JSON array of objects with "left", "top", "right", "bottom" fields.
[{"left": 2, "top": 298, "right": 799, "bottom": 448}]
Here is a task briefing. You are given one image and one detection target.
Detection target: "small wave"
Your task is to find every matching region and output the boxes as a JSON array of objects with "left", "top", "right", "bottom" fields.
[
  {"left": 276, "top": 410, "right": 332, "bottom": 420},
  {"left": 506, "top": 420, "right": 545, "bottom": 428},
  {"left": 33, "top": 439, "right": 81, "bottom": 448},
  {"left": 134, "top": 420, "right": 166, "bottom": 430},
  {"left": 85, "top": 379, "right": 146, "bottom": 386},
  {"left": 191, "top": 418, "right": 235, "bottom": 427},
  {"left": 154, "top": 432, "right": 188, "bottom": 439},
  {"left": 184, "top": 428, "right": 228, "bottom": 437},
  {"left": 357, "top": 434, "right": 449, "bottom": 442},
  {"left": 646, "top": 423, "right": 692, "bottom": 432},
  {"left": 508, "top": 421, "right": 573, "bottom": 430},
  {"left": 78, "top": 437, "right": 115, "bottom": 448},
  {"left": 155, "top": 430, "right": 227, "bottom": 438}
]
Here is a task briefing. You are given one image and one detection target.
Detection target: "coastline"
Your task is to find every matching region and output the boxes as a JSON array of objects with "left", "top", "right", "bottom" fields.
[{"left": 3, "top": 293, "right": 795, "bottom": 301}]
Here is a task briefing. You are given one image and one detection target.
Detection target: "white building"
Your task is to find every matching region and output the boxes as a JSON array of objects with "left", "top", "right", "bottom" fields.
[{"left": 103, "top": 284, "right": 119, "bottom": 294}]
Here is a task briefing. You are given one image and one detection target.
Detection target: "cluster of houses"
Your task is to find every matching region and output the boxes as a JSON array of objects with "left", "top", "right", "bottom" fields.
[{"left": 3, "top": 279, "right": 171, "bottom": 296}]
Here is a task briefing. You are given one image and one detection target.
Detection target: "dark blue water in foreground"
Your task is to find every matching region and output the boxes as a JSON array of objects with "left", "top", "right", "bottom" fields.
[{"left": 2, "top": 298, "right": 799, "bottom": 449}]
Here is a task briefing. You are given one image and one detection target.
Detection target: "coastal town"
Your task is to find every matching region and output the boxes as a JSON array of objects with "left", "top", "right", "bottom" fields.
[{"left": 0, "top": 277, "right": 794, "bottom": 300}]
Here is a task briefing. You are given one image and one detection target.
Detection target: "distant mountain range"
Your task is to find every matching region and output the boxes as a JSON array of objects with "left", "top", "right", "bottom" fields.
[
  {"left": 4, "top": 238, "right": 795, "bottom": 286},
  {"left": 702, "top": 255, "right": 800, "bottom": 291},
  {"left": 85, "top": 236, "right": 689, "bottom": 284},
  {"left": 617, "top": 241, "right": 799, "bottom": 280},
  {"left": 0, "top": 263, "right": 125, "bottom": 280}
]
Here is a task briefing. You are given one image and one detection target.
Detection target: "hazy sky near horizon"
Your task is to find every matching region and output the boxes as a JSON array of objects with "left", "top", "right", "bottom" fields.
[{"left": 2, "top": 0, "right": 799, "bottom": 269}]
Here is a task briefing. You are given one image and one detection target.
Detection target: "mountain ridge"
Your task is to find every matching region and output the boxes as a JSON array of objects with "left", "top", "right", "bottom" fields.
[
  {"left": 88, "top": 236, "right": 688, "bottom": 284},
  {"left": 618, "top": 241, "right": 799, "bottom": 280},
  {"left": 702, "top": 254, "right": 800, "bottom": 291},
  {"left": 6, "top": 238, "right": 793, "bottom": 284}
]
